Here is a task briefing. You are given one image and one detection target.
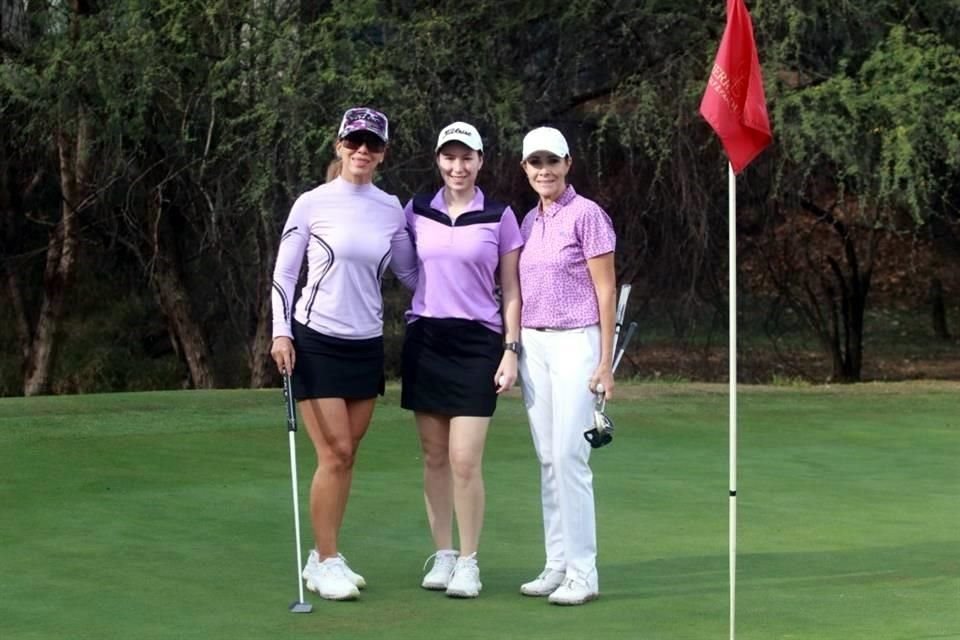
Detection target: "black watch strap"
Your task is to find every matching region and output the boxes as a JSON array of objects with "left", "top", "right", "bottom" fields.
[{"left": 503, "top": 341, "right": 521, "bottom": 354}]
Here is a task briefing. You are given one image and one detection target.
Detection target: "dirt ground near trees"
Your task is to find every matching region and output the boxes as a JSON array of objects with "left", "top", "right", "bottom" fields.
[{"left": 618, "top": 343, "right": 960, "bottom": 384}]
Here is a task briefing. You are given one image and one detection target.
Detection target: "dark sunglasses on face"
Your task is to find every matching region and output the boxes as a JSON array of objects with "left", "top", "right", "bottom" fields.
[
  {"left": 525, "top": 155, "right": 564, "bottom": 168},
  {"left": 341, "top": 133, "right": 386, "bottom": 153}
]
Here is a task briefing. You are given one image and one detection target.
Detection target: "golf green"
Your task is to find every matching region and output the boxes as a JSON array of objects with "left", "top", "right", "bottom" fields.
[{"left": 1, "top": 383, "right": 957, "bottom": 639}]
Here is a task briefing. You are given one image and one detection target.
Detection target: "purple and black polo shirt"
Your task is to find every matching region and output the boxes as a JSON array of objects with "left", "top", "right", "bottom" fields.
[{"left": 405, "top": 187, "right": 523, "bottom": 333}]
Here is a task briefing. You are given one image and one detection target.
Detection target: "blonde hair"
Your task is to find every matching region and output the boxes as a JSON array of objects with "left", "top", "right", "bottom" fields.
[{"left": 325, "top": 158, "right": 342, "bottom": 182}]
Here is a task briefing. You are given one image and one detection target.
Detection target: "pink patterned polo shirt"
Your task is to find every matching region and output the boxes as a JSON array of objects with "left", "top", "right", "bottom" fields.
[{"left": 518, "top": 185, "right": 616, "bottom": 329}]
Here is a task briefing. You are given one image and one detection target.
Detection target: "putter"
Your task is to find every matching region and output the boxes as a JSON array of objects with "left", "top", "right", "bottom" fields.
[
  {"left": 283, "top": 372, "right": 313, "bottom": 614},
  {"left": 585, "top": 320, "right": 638, "bottom": 448}
]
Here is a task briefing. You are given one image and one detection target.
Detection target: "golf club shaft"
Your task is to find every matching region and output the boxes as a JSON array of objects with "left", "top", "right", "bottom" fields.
[
  {"left": 288, "top": 429, "right": 306, "bottom": 604},
  {"left": 283, "top": 372, "right": 307, "bottom": 605},
  {"left": 613, "top": 321, "right": 638, "bottom": 373}
]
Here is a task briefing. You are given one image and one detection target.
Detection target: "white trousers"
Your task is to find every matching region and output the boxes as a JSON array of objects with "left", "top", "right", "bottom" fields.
[{"left": 519, "top": 325, "right": 599, "bottom": 588}]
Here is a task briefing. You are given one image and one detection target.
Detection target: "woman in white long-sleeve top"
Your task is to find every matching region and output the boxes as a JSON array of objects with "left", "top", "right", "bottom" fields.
[{"left": 270, "top": 107, "right": 417, "bottom": 602}]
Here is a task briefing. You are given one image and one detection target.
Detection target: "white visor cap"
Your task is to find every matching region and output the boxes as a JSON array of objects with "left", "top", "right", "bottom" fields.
[
  {"left": 522, "top": 127, "right": 570, "bottom": 161},
  {"left": 436, "top": 122, "right": 483, "bottom": 153}
]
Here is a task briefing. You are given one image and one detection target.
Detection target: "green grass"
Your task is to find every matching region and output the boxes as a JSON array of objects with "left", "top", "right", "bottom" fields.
[{"left": 1, "top": 383, "right": 958, "bottom": 640}]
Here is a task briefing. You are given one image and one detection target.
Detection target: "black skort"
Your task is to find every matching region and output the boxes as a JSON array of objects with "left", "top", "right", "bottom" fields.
[
  {"left": 291, "top": 320, "right": 385, "bottom": 400},
  {"left": 401, "top": 317, "right": 501, "bottom": 417}
]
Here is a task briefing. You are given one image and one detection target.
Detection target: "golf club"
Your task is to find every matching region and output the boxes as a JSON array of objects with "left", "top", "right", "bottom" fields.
[
  {"left": 584, "top": 320, "right": 638, "bottom": 448},
  {"left": 283, "top": 371, "right": 313, "bottom": 614},
  {"left": 583, "top": 284, "right": 633, "bottom": 448}
]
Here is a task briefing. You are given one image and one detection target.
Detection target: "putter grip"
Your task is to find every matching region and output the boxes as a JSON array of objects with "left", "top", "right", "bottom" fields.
[
  {"left": 282, "top": 373, "right": 297, "bottom": 432},
  {"left": 615, "top": 284, "right": 631, "bottom": 324}
]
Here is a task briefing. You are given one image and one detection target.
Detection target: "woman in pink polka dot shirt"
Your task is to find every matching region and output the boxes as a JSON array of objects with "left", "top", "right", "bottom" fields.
[{"left": 515, "top": 127, "right": 617, "bottom": 606}]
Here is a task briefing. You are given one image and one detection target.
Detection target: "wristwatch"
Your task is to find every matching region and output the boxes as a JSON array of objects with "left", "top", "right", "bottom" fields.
[{"left": 503, "top": 341, "right": 521, "bottom": 354}]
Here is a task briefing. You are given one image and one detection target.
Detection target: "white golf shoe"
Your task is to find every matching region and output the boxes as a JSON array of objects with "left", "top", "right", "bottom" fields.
[
  {"left": 520, "top": 568, "right": 566, "bottom": 596},
  {"left": 302, "top": 554, "right": 360, "bottom": 601},
  {"left": 547, "top": 573, "right": 599, "bottom": 606},
  {"left": 335, "top": 552, "right": 367, "bottom": 589},
  {"left": 445, "top": 552, "right": 482, "bottom": 598},
  {"left": 304, "top": 549, "right": 366, "bottom": 590},
  {"left": 421, "top": 549, "right": 459, "bottom": 590}
]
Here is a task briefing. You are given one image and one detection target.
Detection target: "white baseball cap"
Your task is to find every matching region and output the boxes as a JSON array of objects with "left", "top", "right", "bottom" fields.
[
  {"left": 522, "top": 127, "right": 570, "bottom": 161},
  {"left": 436, "top": 122, "right": 483, "bottom": 152}
]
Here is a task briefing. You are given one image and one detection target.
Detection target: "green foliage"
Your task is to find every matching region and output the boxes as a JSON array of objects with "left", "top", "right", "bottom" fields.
[
  {"left": 775, "top": 26, "right": 960, "bottom": 223},
  {"left": 4, "top": 1, "right": 960, "bottom": 393}
]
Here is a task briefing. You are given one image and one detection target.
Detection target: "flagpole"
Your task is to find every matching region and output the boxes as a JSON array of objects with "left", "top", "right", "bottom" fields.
[
  {"left": 698, "top": 2, "right": 771, "bottom": 634},
  {"left": 728, "top": 161, "right": 738, "bottom": 640}
]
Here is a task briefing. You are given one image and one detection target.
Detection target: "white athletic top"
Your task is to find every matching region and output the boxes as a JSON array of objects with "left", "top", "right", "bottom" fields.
[{"left": 271, "top": 177, "right": 417, "bottom": 340}]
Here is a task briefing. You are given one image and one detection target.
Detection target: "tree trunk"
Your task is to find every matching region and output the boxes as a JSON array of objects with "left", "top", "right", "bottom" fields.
[
  {"left": 826, "top": 268, "right": 869, "bottom": 383},
  {"left": 5, "top": 264, "right": 31, "bottom": 364},
  {"left": 0, "top": 165, "right": 31, "bottom": 370},
  {"left": 152, "top": 261, "right": 217, "bottom": 389},
  {"left": 248, "top": 210, "right": 275, "bottom": 388},
  {"left": 822, "top": 282, "right": 846, "bottom": 381},
  {"left": 798, "top": 199, "right": 877, "bottom": 383},
  {"left": 23, "top": 118, "right": 91, "bottom": 395},
  {"left": 0, "top": 0, "right": 27, "bottom": 49},
  {"left": 149, "top": 193, "right": 217, "bottom": 389}
]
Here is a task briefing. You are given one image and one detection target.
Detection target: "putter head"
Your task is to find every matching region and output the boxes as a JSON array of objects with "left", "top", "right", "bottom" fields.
[
  {"left": 289, "top": 601, "right": 313, "bottom": 614},
  {"left": 584, "top": 410, "right": 614, "bottom": 448}
]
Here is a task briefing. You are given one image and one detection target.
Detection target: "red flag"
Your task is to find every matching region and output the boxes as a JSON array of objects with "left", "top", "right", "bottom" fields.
[{"left": 699, "top": 0, "right": 772, "bottom": 174}]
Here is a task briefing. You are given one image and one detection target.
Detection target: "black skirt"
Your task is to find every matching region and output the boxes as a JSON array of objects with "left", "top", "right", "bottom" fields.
[
  {"left": 401, "top": 318, "right": 502, "bottom": 417},
  {"left": 291, "top": 320, "right": 385, "bottom": 400}
]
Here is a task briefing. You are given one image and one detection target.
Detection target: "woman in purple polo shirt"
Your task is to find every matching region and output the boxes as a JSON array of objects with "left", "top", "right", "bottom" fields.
[
  {"left": 516, "top": 127, "right": 617, "bottom": 606},
  {"left": 270, "top": 107, "right": 417, "bottom": 602},
  {"left": 401, "top": 122, "right": 523, "bottom": 598}
]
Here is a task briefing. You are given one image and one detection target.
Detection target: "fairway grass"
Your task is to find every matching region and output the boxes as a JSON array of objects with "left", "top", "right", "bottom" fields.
[{"left": 1, "top": 383, "right": 957, "bottom": 639}]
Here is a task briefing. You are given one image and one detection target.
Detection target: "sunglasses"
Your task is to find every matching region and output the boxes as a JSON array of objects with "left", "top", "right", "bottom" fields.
[
  {"left": 525, "top": 155, "right": 564, "bottom": 168},
  {"left": 341, "top": 133, "right": 386, "bottom": 153}
]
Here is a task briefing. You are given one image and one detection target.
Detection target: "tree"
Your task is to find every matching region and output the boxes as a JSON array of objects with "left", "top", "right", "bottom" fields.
[
  {"left": 1, "top": 0, "right": 101, "bottom": 395},
  {"left": 764, "top": 26, "right": 960, "bottom": 381},
  {"left": 3, "top": 1, "right": 960, "bottom": 393}
]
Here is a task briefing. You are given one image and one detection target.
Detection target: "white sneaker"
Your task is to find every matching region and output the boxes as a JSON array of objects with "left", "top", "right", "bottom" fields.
[
  {"left": 445, "top": 552, "right": 482, "bottom": 598},
  {"left": 547, "top": 575, "right": 599, "bottom": 606},
  {"left": 304, "top": 550, "right": 366, "bottom": 589},
  {"left": 520, "top": 568, "right": 566, "bottom": 596},
  {"left": 421, "top": 549, "right": 459, "bottom": 590},
  {"left": 335, "top": 552, "right": 366, "bottom": 589},
  {"left": 302, "top": 555, "right": 360, "bottom": 601}
]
